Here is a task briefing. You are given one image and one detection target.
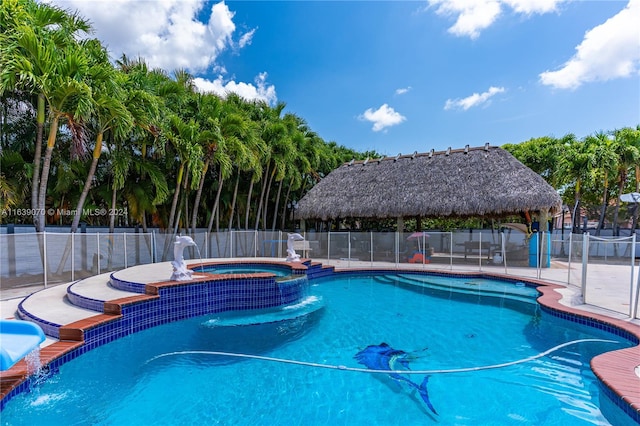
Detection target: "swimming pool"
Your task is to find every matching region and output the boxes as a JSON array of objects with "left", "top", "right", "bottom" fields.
[{"left": 1, "top": 273, "right": 637, "bottom": 425}]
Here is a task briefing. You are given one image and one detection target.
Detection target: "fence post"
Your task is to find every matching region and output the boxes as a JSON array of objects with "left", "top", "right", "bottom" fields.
[
  {"left": 278, "top": 230, "right": 283, "bottom": 258},
  {"left": 449, "top": 232, "right": 453, "bottom": 270},
  {"left": 7, "top": 224, "right": 16, "bottom": 276},
  {"left": 71, "top": 233, "right": 75, "bottom": 281},
  {"left": 581, "top": 233, "right": 589, "bottom": 300},
  {"left": 370, "top": 231, "right": 373, "bottom": 265},
  {"left": 348, "top": 232, "right": 352, "bottom": 267},
  {"left": 123, "top": 233, "right": 128, "bottom": 268},
  {"left": 43, "top": 232, "right": 48, "bottom": 288},
  {"left": 328, "top": 231, "right": 331, "bottom": 261},
  {"left": 478, "top": 232, "right": 483, "bottom": 271},
  {"left": 152, "top": 231, "right": 157, "bottom": 263},
  {"left": 630, "top": 233, "right": 637, "bottom": 318},
  {"left": 97, "top": 233, "right": 101, "bottom": 274},
  {"left": 394, "top": 231, "right": 399, "bottom": 268},
  {"left": 567, "top": 232, "right": 573, "bottom": 285},
  {"left": 502, "top": 232, "right": 507, "bottom": 275}
]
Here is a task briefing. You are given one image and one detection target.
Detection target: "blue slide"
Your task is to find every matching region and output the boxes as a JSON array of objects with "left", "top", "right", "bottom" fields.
[{"left": 0, "top": 320, "right": 46, "bottom": 371}]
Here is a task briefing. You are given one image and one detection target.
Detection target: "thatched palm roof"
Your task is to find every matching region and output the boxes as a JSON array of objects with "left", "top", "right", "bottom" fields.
[{"left": 297, "top": 145, "right": 562, "bottom": 221}]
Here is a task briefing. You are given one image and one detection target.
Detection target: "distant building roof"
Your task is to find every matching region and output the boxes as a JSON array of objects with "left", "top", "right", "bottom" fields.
[{"left": 296, "top": 145, "right": 562, "bottom": 221}]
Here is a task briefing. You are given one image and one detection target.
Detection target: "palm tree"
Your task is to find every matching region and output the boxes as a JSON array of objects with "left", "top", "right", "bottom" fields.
[
  {"left": 611, "top": 127, "right": 640, "bottom": 235},
  {"left": 164, "top": 114, "right": 203, "bottom": 233},
  {"left": 557, "top": 134, "right": 595, "bottom": 232},
  {"left": 203, "top": 103, "right": 242, "bottom": 233},
  {"left": 114, "top": 55, "right": 166, "bottom": 231},
  {"left": 588, "top": 131, "right": 617, "bottom": 235},
  {"left": 0, "top": 0, "right": 92, "bottom": 231},
  {"left": 70, "top": 43, "right": 133, "bottom": 233},
  {"left": 189, "top": 92, "right": 222, "bottom": 233}
]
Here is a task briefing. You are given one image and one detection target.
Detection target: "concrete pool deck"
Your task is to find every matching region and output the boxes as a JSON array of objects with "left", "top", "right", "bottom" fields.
[{"left": 1, "top": 258, "right": 639, "bottom": 420}]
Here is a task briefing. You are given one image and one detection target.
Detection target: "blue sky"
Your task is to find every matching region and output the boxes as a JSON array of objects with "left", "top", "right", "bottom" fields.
[{"left": 51, "top": 1, "right": 640, "bottom": 156}]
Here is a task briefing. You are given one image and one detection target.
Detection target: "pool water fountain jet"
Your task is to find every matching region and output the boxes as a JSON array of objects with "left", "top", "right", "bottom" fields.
[{"left": 170, "top": 235, "right": 197, "bottom": 281}]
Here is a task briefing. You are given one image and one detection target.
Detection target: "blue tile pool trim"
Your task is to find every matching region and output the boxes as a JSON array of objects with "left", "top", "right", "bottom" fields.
[
  {"left": 66, "top": 285, "right": 105, "bottom": 313},
  {"left": 539, "top": 304, "right": 639, "bottom": 344},
  {"left": 599, "top": 380, "right": 640, "bottom": 424},
  {"left": 16, "top": 297, "right": 62, "bottom": 339},
  {"left": 110, "top": 272, "right": 146, "bottom": 293}
]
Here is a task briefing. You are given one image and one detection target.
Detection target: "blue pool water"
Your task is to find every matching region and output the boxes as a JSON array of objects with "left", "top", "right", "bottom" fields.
[
  {"left": 197, "top": 264, "right": 292, "bottom": 277},
  {"left": 1, "top": 274, "right": 636, "bottom": 425}
]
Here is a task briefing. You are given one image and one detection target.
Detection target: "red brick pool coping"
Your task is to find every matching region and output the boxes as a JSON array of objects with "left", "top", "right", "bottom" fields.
[{"left": 2, "top": 265, "right": 639, "bottom": 419}]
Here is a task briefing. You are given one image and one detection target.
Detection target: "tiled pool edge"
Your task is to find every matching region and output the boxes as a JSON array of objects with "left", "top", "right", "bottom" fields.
[{"left": 1, "top": 263, "right": 638, "bottom": 423}]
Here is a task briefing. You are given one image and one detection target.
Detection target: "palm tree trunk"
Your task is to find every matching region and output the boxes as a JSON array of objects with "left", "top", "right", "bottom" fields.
[
  {"left": 36, "top": 115, "right": 60, "bottom": 232},
  {"left": 109, "top": 185, "right": 117, "bottom": 232},
  {"left": 612, "top": 176, "right": 626, "bottom": 237},
  {"left": 262, "top": 169, "right": 276, "bottom": 230},
  {"left": 180, "top": 173, "right": 190, "bottom": 233},
  {"left": 206, "top": 169, "right": 224, "bottom": 233},
  {"left": 595, "top": 183, "right": 608, "bottom": 236},
  {"left": 31, "top": 94, "right": 45, "bottom": 230},
  {"left": 71, "top": 132, "right": 103, "bottom": 232},
  {"left": 254, "top": 162, "right": 271, "bottom": 230},
  {"left": 244, "top": 178, "right": 255, "bottom": 230},
  {"left": 191, "top": 158, "right": 209, "bottom": 234},
  {"left": 228, "top": 173, "right": 240, "bottom": 231},
  {"left": 280, "top": 177, "right": 293, "bottom": 230},
  {"left": 167, "top": 162, "right": 185, "bottom": 232},
  {"left": 271, "top": 179, "right": 284, "bottom": 231}
]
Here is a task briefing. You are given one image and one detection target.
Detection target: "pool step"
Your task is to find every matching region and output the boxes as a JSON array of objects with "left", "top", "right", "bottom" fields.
[
  {"left": 392, "top": 274, "right": 538, "bottom": 308},
  {"left": 17, "top": 284, "right": 100, "bottom": 339},
  {"left": 305, "top": 261, "right": 335, "bottom": 279},
  {"left": 67, "top": 273, "right": 141, "bottom": 313},
  {"left": 17, "top": 272, "right": 140, "bottom": 339}
]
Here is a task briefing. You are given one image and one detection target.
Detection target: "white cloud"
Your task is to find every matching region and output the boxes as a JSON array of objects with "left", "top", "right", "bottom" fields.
[
  {"left": 444, "top": 86, "right": 505, "bottom": 110},
  {"left": 427, "top": 0, "right": 563, "bottom": 39},
  {"left": 539, "top": 0, "right": 640, "bottom": 89},
  {"left": 238, "top": 28, "right": 256, "bottom": 49},
  {"left": 428, "top": 0, "right": 502, "bottom": 39},
  {"left": 395, "top": 86, "right": 412, "bottom": 95},
  {"left": 48, "top": 0, "right": 240, "bottom": 72},
  {"left": 502, "top": 0, "right": 564, "bottom": 15},
  {"left": 194, "top": 72, "right": 277, "bottom": 105},
  {"left": 359, "top": 104, "right": 406, "bottom": 132}
]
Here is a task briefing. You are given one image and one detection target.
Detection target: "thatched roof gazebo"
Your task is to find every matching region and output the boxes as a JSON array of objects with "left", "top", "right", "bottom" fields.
[{"left": 296, "top": 144, "right": 562, "bottom": 224}]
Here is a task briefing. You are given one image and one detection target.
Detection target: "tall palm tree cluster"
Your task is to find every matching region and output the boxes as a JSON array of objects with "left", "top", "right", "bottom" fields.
[
  {"left": 503, "top": 128, "right": 640, "bottom": 235},
  {"left": 0, "top": 0, "right": 373, "bottom": 233}
]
